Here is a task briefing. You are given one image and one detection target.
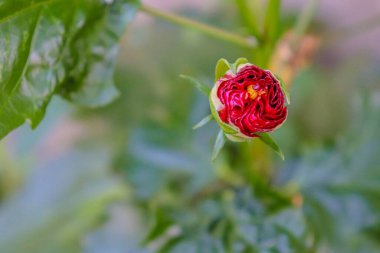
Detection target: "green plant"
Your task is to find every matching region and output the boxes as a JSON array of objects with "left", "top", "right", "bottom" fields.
[{"left": 1, "top": 1, "right": 379, "bottom": 253}]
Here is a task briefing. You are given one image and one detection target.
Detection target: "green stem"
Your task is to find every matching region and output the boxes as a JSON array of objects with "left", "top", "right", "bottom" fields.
[
  {"left": 235, "top": 0, "right": 263, "bottom": 38},
  {"left": 140, "top": 4, "right": 258, "bottom": 49}
]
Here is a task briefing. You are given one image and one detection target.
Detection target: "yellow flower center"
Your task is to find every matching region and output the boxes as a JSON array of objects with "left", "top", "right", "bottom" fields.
[{"left": 247, "top": 85, "right": 265, "bottom": 100}]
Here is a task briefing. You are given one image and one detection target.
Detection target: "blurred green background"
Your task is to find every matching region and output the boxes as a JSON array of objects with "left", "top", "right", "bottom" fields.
[{"left": 1, "top": 0, "right": 380, "bottom": 252}]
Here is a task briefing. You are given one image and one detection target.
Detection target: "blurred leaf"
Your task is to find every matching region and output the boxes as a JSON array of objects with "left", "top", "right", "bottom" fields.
[
  {"left": 278, "top": 97, "right": 380, "bottom": 252},
  {"left": 0, "top": 0, "right": 139, "bottom": 140},
  {"left": 157, "top": 236, "right": 184, "bottom": 253},
  {"left": 255, "top": 0, "right": 281, "bottom": 67},
  {"left": 124, "top": 124, "right": 215, "bottom": 201},
  {"left": 235, "top": 0, "right": 262, "bottom": 38},
  {"left": 257, "top": 133, "right": 284, "bottom": 160},
  {"left": 151, "top": 189, "right": 312, "bottom": 253},
  {"left": 212, "top": 130, "right": 226, "bottom": 161},
  {"left": 264, "top": 0, "right": 281, "bottom": 44},
  {"left": 180, "top": 75, "right": 211, "bottom": 96},
  {"left": 0, "top": 150, "right": 126, "bottom": 253},
  {"left": 143, "top": 208, "right": 173, "bottom": 244},
  {"left": 193, "top": 114, "right": 213, "bottom": 130},
  {"left": 84, "top": 203, "right": 151, "bottom": 253}
]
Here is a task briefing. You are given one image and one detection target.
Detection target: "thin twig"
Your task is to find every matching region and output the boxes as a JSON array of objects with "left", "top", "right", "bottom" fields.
[{"left": 140, "top": 4, "right": 258, "bottom": 49}]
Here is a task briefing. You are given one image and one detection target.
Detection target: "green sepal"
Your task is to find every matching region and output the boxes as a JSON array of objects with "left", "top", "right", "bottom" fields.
[
  {"left": 209, "top": 96, "right": 239, "bottom": 135},
  {"left": 214, "top": 58, "right": 251, "bottom": 82},
  {"left": 231, "top": 57, "right": 249, "bottom": 73},
  {"left": 225, "top": 133, "right": 247, "bottom": 142},
  {"left": 193, "top": 114, "right": 213, "bottom": 130},
  {"left": 212, "top": 130, "right": 226, "bottom": 161},
  {"left": 274, "top": 74, "right": 290, "bottom": 104},
  {"left": 256, "top": 132, "right": 285, "bottom": 160},
  {"left": 180, "top": 74, "right": 211, "bottom": 96},
  {"left": 215, "top": 58, "right": 232, "bottom": 81}
]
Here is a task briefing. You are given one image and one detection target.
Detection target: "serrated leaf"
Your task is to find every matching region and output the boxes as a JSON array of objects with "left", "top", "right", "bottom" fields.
[
  {"left": 193, "top": 114, "right": 213, "bottom": 130},
  {"left": 256, "top": 132, "right": 284, "bottom": 160},
  {"left": 180, "top": 75, "right": 211, "bottom": 96},
  {"left": 0, "top": 0, "right": 139, "bottom": 140},
  {"left": 215, "top": 58, "right": 232, "bottom": 81},
  {"left": 212, "top": 130, "right": 226, "bottom": 161}
]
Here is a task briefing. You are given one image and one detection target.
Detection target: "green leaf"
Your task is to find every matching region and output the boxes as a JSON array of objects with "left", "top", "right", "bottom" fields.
[
  {"left": 215, "top": 58, "right": 232, "bottom": 81},
  {"left": 283, "top": 103, "right": 380, "bottom": 251},
  {"left": 143, "top": 208, "right": 173, "bottom": 244},
  {"left": 148, "top": 188, "right": 312, "bottom": 253},
  {"left": 0, "top": 0, "right": 139, "bottom": 140},
  {"left": 256, "top": 132, "right": 284, "bottom": 160},
  {"left": 180, "top": 74, "right": 211, "bottom": 96},
  {"left": 193, "top": 114, "right": 213, "bottom": 130},
  {"left": 264, "top": 0, "right": 281, "bottom": 44},
  {"left": 157, "top": 236, "right": 184, "bottom": 253},
  {"left": 212, "top": 130, "right": 226, "bottom": 161}
]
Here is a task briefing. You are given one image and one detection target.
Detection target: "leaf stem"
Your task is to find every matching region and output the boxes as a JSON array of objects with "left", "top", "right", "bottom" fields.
[{"left": 140, "top": 4, "right": 258, "bottom": 49}]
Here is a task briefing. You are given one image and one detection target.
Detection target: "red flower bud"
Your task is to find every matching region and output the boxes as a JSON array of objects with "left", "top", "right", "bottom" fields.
[{"left": 210, "top": 62, "right": 287, "bottom": 141}]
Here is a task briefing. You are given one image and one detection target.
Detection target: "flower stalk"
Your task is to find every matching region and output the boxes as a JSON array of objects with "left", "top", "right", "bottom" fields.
[{"left": 140, "top": 4, "right": 258, "bottom": 49}]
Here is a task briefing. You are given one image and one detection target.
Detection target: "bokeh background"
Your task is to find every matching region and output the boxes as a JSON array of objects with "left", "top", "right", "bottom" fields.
[{"left": 1, "top": 0, "right": 380, "bottom": 252}]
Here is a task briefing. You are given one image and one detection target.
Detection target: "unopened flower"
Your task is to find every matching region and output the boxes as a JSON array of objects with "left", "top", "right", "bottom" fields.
[{"left": 210, "top": 60, "right": 288, "bottom": 142}]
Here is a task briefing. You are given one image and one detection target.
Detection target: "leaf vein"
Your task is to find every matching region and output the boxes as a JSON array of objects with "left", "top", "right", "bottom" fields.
[{"left": 0, "top": 0, "right": 57, "bottom": 25}]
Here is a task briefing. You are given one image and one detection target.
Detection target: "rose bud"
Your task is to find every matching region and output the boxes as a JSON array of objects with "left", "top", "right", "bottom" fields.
[{"left": 210, "top": 58, "right": 288, "bottom": 143}]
